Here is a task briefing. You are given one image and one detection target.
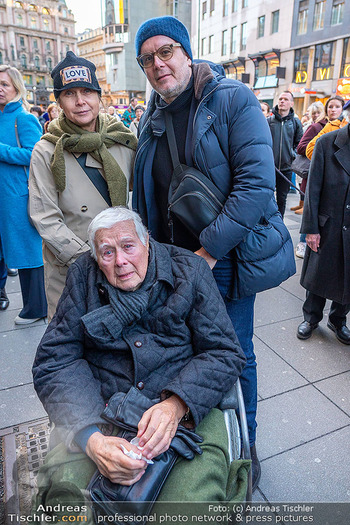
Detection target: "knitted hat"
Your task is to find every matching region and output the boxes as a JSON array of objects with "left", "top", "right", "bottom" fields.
[
  {"left": 51, "top": 51, "right": 101, "bottom": 99},
  {"left": 135, "top": 16, "right": 192, "bottom": 61}
]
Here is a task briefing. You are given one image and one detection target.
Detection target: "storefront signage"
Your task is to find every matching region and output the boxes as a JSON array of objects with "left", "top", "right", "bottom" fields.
[
  {"left": 295, "top": 71, "right": 307, "bottom": 83},
  {"left": 316, "top": 67, "right": 331, "bottom": 80},
  {"left": 343, "top": 64, "right": 350, "bottom": 78},
  {"left": 337, "top": 78, "right": 350, "bottom": 101}
]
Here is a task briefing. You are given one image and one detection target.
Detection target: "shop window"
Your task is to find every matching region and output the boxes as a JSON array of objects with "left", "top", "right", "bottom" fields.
[
  {"left": 331, "top": 0, "right": 344, "bottom": 25},
  {"left": 271, "top": 10, "right": 279, "bottom": 34},
  {"left": 231, "top": 26, "right": 237, "bottom": 54},
  {"left": 313, "top": 41, "right": 335, "bottom": 80},
  {"left": 202, "top": 1, "right": 207, "bottom": 19},
  {"left": 294, "top": 47, "right": 309, "bottom": 83},
  {"left": 232, "top": 0, "right": 238, "bottom": 12},
  {"left": 297, "top": 0, "right": 309, "bottom": 35},
  {"left": 223, "top": 0, "right": 228, "bottom": 16},
  {"left": 340, "top": 38, "right": 350, "bottom": 78},
  {"left": 23, "top": 74, "right": 32, "bottom": 85},
  {"left": 240, "top": 22, "right": 247, "bottom": 50},
  {"left": 258, "top": 15, "right": 265, "bottom": 38},
  {"left": 222, "top": 30, "right": 228, "bottom": 56},
  {"left": 313, "top": 0, "right": 326, "bottom": 31}
]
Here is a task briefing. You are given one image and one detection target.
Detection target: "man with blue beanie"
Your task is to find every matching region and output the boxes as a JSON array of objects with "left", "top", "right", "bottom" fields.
[{"left": 132, "top": 16, "right": 294, "bottom": 492}]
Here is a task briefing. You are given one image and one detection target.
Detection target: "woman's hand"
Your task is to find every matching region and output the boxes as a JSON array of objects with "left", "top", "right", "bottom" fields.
[
  {"left": 194, "top": 247, "right": 217, "bottom": 269},
  {"left": 86, "top": 432, "right": 147, "bottom": 485},
  {"left": 306, "top": 233, "right": 321, "bottom": 252},
  {"left": 136, "top": 396, "right": 188, "bottom": 460}
]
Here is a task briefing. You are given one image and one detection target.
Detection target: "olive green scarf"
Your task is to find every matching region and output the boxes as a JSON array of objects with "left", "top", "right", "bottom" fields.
[{"left": 42, "top": 112, "right": 137, "bottom": 206}]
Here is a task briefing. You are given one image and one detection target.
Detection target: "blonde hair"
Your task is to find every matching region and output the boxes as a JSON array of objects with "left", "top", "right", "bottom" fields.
[
  {"left": 310, "top": 101, "right": 325, "bottom": 124},
  {"left": 0, "top": 64, "right": 30, "bottom": 111}
]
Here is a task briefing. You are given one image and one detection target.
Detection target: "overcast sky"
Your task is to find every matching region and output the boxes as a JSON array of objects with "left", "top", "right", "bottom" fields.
[{"left": 66, "top": 0, "right": 102, "bottom": 34}]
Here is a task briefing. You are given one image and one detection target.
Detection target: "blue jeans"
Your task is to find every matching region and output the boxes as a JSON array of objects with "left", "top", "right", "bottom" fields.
[{"left": 213, "top": 259, "right": 257, "bottom": 447}]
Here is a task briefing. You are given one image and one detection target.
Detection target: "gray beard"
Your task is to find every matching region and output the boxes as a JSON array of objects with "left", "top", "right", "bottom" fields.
[{"left": 157, "top": 76, "right": 190, "bottom": 104}]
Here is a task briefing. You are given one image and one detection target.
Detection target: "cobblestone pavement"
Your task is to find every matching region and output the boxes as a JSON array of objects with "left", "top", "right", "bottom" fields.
[{"left": 0, "top": 193, "right": 349, "bottom": 504}]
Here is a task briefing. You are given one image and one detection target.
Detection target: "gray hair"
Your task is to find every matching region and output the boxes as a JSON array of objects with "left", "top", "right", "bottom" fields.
[
  {"left": 0, "top": 65, "right": 30, "bottom": 111},
  {"left": 343, "top": 107, "right": 350, "bottom": 123},
  {"left": 88, "top": 207, "right": 148, "bottom": 260}
]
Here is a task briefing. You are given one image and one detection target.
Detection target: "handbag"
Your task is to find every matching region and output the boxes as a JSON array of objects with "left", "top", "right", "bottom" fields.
[
  {"left": 164, "top": 112, "right": 295, "bottom": 298},
  {"left": 88, "top": 388, "right": 203, "bottom": 523},
  {"left": 291, "top": 154, "right": 310, "bottom": 179},
  {"left": 165, "top": 111, "right": 226, "bottom": 240}
]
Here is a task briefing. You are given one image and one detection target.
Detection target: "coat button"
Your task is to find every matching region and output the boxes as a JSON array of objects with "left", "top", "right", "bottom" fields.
[
  {"left": 134, "top": 341, "right": 142, "bottom": 347},
  {"left": 136, "top": 381, "right": 144, "bottom": 390},
  {"left": 207, "top": 115, "right": 212, "bottom": 120},
  {"left": 343, "top": 226, "right": 348, "bottom": 231},
  {"left": 81, "top": 205, "right": 88, "bottom": 212}
]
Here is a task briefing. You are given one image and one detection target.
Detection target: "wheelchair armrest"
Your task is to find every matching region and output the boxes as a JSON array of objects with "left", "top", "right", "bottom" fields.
[{"left": 218, "top": 382, "right": 239, "bottom": 410}]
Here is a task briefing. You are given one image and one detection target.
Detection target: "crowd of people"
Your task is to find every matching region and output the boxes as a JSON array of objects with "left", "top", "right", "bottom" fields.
[{"left": 0, "top": 14, "right": 349, "bottom": 520}]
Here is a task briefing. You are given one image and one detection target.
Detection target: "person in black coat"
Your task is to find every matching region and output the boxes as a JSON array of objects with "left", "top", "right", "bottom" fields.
[{"left": 297, "top": 101, "right": 350, "bottom": 344}]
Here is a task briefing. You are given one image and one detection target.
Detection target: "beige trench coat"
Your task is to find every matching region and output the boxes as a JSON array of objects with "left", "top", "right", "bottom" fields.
[{"left": 29, "top": 139, "right": 135, "bottom": 320}]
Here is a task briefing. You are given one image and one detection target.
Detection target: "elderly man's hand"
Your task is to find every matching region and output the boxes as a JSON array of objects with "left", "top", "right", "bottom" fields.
[
  {"left": 194, "top": 247, "right": 217, "bottom": 269},
  {"left": 136, "top": 395, "right": 188, "bottom": 460},
  {"left": 86, "top": 432, "right": 147, "bottom": 485},
  {"left": 306, "top": 233, "right": 321, "bottom": 252}
]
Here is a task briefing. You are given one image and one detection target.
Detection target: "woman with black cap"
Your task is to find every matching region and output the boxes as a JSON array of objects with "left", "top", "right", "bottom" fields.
[{"left": 29, "top": 52, "right": 137, "bottom": 320}]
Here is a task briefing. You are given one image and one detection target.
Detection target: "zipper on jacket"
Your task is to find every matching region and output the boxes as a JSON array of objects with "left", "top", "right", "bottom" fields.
[
  {"left": 167, "top": 209, "right": 174, "bottom": 244},
  {"left": 278, "top": 121, "right": 284, "bottom": 170}
]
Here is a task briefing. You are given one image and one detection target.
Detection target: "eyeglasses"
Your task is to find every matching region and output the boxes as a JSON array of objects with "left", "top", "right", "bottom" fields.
[{"left": 137, "top": 43, "right": 182, "bottom": 69}]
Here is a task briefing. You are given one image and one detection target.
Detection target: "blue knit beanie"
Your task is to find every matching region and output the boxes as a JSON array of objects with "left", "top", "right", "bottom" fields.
[{"left": 135, "top": 16, "right": 192, "bottom": 61}]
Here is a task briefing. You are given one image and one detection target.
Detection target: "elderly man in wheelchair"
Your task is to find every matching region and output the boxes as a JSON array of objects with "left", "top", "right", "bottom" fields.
[{"left": 32, "top": 207, "right": 247, "bottom": 522}]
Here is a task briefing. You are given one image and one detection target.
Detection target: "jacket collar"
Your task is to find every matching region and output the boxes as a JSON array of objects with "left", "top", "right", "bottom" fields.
[
  {"left": 334, "top": 124, "right": 350, "bottom": 176},
  {"left": 272, "top": 105, "right": 295, "bottom": 121},
  {"left": 1, "top": 100, "right": 22, "bottom": 114}
]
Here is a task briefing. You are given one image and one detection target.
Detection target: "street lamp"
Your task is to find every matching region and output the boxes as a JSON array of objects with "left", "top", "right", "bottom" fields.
[{"left": 33, "top": 85, "right": 37, "bottom": 104}]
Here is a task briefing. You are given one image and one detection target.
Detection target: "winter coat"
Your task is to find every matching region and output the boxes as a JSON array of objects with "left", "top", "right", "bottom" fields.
[
  {"left": 267, "top": 106, "right": 303, "bottom": 171},
  {"left": 121, "top": 106, "right": 136, "bottom": 128},
  {"left": 305, "top": 119, "right": 346, "bottom": 159},
  {"left": 133, "top": 64, "right": 295, "bottom": 298},
  {"left": 297, "top": 119, "right": 327, "bottom": 156},
  {"left": 300, "top": 125, "right": 350, "bottom": 304},
  {"left": 0, "top": 101, "right": 44, "bottom": 269},
  {"left": 32, "top": 242, "right": 246, "bottom": 446},
  {"left": 29, "top": 137, "right": 135, "bottom": 319}
]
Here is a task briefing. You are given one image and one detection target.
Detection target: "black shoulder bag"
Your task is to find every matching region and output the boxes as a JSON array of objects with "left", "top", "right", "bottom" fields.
[{"left": 165, "top": 111, "right": 226, "bottom": 240}]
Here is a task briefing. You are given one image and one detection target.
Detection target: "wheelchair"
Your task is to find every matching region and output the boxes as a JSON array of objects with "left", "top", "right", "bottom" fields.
[{"left": 219, "top": 377, "right": 252, "bottom": 502}]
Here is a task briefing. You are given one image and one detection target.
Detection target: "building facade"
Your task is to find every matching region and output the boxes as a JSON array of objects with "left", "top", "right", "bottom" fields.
[
  {"left": 191, "top": 0, "right": 350, "bottom": 115},
  {"left": 0, "top": 0, "right": 76, "bottom": 106},
  {"left": 100, "top": 0, "right": 192, "bottom": 105}
]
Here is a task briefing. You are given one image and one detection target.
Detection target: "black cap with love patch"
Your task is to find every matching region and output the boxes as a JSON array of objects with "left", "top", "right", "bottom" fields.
[{"left": 51, "top": 51, "right": 101, "bottom": 99}]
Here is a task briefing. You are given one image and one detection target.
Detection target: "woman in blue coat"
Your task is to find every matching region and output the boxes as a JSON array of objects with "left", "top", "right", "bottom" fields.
[{"left": 0, "top": 65, "right": 47, "bottom": 324}]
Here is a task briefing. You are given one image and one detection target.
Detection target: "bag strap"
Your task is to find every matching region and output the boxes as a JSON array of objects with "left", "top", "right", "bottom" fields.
[
  {"left": 75, "top": 153, "right": 112, "bottom": 207},
  {"left": 164, "top": 111, "right": 182, "bottom": 171}
]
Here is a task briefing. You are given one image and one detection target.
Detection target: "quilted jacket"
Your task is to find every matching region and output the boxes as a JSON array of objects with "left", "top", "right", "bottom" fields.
[{"left": 32, "top": 240, "right": 246, "bottom": 446}]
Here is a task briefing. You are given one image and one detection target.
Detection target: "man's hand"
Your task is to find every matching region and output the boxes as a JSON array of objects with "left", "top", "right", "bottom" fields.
[
  {"left": 194, "top": 247, "right": 217, "bottom": 269},
  {"left": 136, "top": 395, "right": 187, "bottom": 460},
  {"left": 86, "top": 432, "right": 147, "bottom": 485},
  {"left": 306, "top": 233, "right": 321, "bottom": 252}
]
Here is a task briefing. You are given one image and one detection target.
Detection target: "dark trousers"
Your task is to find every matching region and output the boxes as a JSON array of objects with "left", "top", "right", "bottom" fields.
[
  {"left": 275, "top": 168, "right": 292, "bottom": 218},
  {"left": 18, "top": 266, "right": 47, "bottom": 319},
  {"left": 303, "top": 291, "right": 350, "bottom": 328},
  {"left": 0, "top": 258, "right": 6, "bottom": 289}
]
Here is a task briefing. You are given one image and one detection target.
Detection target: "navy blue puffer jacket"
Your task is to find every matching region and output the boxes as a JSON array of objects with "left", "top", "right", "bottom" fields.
[{"left": 133, "top": 63, "right": 295, "bottom": 298}]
